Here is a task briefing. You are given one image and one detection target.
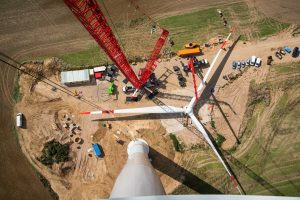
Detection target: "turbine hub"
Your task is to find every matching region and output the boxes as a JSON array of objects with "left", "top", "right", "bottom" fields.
[{"left": 184, "top": 105, "right": 193, "bottom": 115}]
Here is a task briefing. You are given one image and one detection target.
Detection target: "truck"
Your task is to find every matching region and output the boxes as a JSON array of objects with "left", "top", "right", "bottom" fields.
[
  {"left": 92, "top": 143, "right": 103, "bottom": 157},
  {"left": 177, "top": 47, "right": 201, "bottom": 57}
]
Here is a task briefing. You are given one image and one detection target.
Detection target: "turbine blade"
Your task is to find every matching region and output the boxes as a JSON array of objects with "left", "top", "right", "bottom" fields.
[
  {"left": 187, "top": 29, "right": 234, "bottom": 109},
  {"left": 189, "top": 113, "right": 243, "bottom": 195},
  {"left": 80, "top": 106, "right": 184, "bottom": 115}
]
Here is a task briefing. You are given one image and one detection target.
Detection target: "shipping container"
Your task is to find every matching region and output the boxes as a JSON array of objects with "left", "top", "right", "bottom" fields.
[
  {"left": 92, "top": 143, "right": 103, "bottom": 157},
  {"left": 177, "top": 48, "right": 201, "bottom": 57},
  {"left": 16, "top": 113, "right": 23, "bottom": 128}
]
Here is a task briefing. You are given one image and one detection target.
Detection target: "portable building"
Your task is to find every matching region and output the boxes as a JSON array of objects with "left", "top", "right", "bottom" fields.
[
  {"left": 61, "top": 69, "right": 90, "bottom": 85},
  {"left": 16, "top": 113, "right": 23, "bottom": 128},
  {"left": 93, "top": 66, "right": 106, "bottom": 72}
]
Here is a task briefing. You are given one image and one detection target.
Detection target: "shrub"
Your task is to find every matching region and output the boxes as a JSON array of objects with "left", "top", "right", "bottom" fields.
[
  {"left": 38, "top": 140, "right": 69, "bottom": 168},
  {"left": 215, "top": 134, "right": 226, "bottom": 147},
  {"left": 170, "top": 133, "right": 184, "bottom": 152}
]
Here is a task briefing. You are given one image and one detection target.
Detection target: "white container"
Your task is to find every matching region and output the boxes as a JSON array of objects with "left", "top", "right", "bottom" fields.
[
  {"left": 89, "top": 69, "right": 94, "bottom": 76},
  {"left": 94, "top": 66, "right": 106, "bottom": 72},
  {"left": 16, "top": 113, "right": 23, "bottom": 128}
]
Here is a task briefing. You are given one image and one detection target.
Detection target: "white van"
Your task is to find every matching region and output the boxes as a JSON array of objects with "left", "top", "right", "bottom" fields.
[
  {"left": 16, "top": 113, "right": 23, "bottom": 128},
  {"left": 250, "top": 56, "right": 256, "bottom": 66},
  {"left": 255, "top": 58, "right": 261, "bottom": 67}
]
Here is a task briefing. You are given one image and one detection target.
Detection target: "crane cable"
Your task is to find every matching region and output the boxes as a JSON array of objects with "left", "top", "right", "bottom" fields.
[
  {"left": 128, "top": 0, "right": 164, "bottom": 30},
  {"left": 99, "top": 0, "right": 126, "bottom": 50}
]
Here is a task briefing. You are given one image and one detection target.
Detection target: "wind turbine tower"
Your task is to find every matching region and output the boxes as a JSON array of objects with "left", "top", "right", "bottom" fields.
[{"left": 110, "top": 139, "right": 166, "bottom": 198}]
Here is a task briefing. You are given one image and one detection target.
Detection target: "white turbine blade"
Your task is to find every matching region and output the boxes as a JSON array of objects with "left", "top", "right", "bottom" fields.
[
  {"left": 189, "top": 113, "right": 243, "bottom": 195},
  {"left": 80, "top": 106, "right": 184, "bottom": 115},
  {"left": 187, "top": 30, "right": 234, "bottom": 110}
]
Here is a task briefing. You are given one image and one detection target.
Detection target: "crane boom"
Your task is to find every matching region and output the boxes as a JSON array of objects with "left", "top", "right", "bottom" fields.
[
  {"left": 139, "top": 29, "right": 169, "bottom": 85},
  {"left": 64, "top": 0, "right": 142, "bottom": 88}
]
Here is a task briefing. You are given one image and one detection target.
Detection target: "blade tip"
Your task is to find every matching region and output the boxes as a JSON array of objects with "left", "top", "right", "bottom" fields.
[{"left": 80, "top": 111, "right": 91, "bottom": 114}]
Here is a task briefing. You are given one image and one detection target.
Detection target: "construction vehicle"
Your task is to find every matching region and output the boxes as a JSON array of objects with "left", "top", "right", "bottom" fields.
[
  {"left": 177, "top": 47, "right": 201, "bottom": 57},
  {"left": 184, "top": 42, "right": 199, "bottom": 49},
  {"left": 108, "top": 82, "right": 115, "bottom": 95}
]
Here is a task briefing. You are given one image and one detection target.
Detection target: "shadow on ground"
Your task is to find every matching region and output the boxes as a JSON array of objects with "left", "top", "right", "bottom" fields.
[{"left": 149, "top": 147, "right": 222, "bottom": 194}]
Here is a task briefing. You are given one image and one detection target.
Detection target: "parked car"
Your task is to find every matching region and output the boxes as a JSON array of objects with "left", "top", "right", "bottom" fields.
[
  {"left": 250, "top": 56, "right": 256, "bottom": 66},
  {"left": 236, "top": 61, "right": 241, "bottom": 69},
  {"left": 173, "top": 66, "right": 181, "bottom": 75},
  {"left": 267, "top": 56, "right": 273, "bottom": 65},
  {"left": 177, "top": 74, "right": 186, "bottom": 81},
  {"left": 275, "top": 51, "right": 282, "bottom": 59},
  {"left": 241, "top": 61, "right": 246, "bottom": 68},
  {"left": 182, "top": 65, "right": 189, "bottom": 72},
  {"left": 179, "top": 80, "right": 186, "bottom": 87},
  {"left": 122, "top": 85, "right": 136, "bottom": 93},
  {"left": 255, "top": 58, "right": 261, "bottom": 67},
  {"left": 284, "top": 46, "right": 291, "bottom": 53},
  {"left": 16, "top": 113, "right": 23, "bottom": 128},
  {"left": 173, "top": 66, "right": 180, "bottom": 72},
  {"left": 232, "top": 61, "right": 237, "bottom": 69},
  {"left": 200, "top": 59, "right": 208, "bottom": 66},
  {"left": 246, "top": 59, "right": 250, "bottom": 66},
  {"left": 126, "top": 96, "right": 138, "bottom": 102},
  {"left": 147, "top": 90, "right": 159, "bottom": 100},
  {"left": 292, "top": 47, "right": 299, "bottom": 58},
  {"left": 280, "top": 49, "right": 286, "bottom": 55}
]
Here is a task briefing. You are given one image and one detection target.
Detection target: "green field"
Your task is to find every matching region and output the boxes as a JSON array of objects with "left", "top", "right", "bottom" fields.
[
  {"left": 172, "top": 62, "right": 300, "bottom": 195},
  {"left": 57, "top": 2, "right": 290, "bottom": 66}
]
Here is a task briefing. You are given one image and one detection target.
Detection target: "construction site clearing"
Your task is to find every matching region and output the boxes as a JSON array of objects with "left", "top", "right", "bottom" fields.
[{"left": 15, "top": 31, "right": 300, "bottom": 199}]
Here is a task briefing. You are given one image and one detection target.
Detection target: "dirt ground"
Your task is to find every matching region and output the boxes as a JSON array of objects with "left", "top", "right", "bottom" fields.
[{"left": 14, "top": 29, "right": 300, "bottom": 199}]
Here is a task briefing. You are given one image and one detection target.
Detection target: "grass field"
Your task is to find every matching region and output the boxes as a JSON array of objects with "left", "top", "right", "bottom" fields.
[
  {"left": 172, "top": 62, "right": 300, "bottom": 195},
  {"left": 57, "top": 2, "right": 290, "bottom": 66}
]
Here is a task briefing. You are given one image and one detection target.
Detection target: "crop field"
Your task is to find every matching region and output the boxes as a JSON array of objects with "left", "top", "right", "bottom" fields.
[
  {"left": 171, "top": 62, "right": 300, "bottom": 195},
  {"left": 57, "top": 2, "right": 290, "bottom": 66}
]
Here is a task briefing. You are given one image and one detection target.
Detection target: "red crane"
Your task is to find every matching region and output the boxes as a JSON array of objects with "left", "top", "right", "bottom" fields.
[
  {"left": 188, "top": 57, "right": 198, "bottom": 102},
  {"left": 64, "top": 0, "right": 168, "bottom": 89},
  {"left": 139, "top": 29, "right": 169, "bottom": 85}
]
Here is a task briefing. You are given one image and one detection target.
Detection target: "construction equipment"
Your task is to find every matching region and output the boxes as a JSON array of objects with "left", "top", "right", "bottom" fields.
[
  {"left": 185, "top": 42, "right": 200, "bottom": 49},
  {"left": 108, "top": 82, "right": 115, "bottom": 95},
  {"left": 177, "top": 48, "right": 201, "bottom": 57}
]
